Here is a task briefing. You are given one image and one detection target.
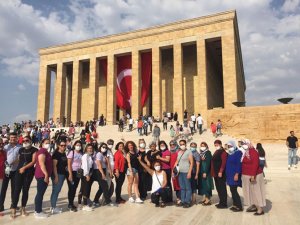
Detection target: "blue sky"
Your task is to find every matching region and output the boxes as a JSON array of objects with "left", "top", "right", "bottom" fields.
[{"left": 0, "top": 0, "right": 300, "bottom": 124}]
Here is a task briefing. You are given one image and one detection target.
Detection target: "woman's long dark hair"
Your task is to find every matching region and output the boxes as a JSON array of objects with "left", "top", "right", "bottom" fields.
[
  {"left": 124, "top": 141, "right": 137, "bottom": 154},
  {"left": 256, "top": 143, "right": 265, "bottom": 157},
  {"left": 72, "top": 140, "right": 83, "bottom": 154},
  {"left": 158, "top": 140, "right": 168, "bottom": 151}
]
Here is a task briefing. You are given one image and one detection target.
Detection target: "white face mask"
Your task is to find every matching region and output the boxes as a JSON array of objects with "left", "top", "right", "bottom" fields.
[
  {"left": 23, "top": 143, "right": 31, "bottom": 148},
  {"left": 160, "top": 146, "right": 166, "bottom": 151},
  {"left": 215, "top": 146, "right": 221, "bottom": 150},
  {"left": 242, "top": 144, "right": 249, "bottom": 150},
  {"left": 200, "top": 146, "right": 206, "bottom": 151},
  {"left": 108, "top": 144, "right": 113, "bottom": 149},
  {"left": 101, "top": 147, "right": 107, "bottom": 153},
  {"left": 154, "top": 165, "right": 161, "bottom": 171},
  {"left": 139, "top": 143, "right": 146, "bottom": 148},
  {"left": 180, "top": 145, "right": 186, "bottom": 150},
  {"left": 43, "top": 144, "right": 50, "bottom": 149},
  {"left": 228, "top": 147, "right": 235, "bottom": 153},
  {"left": 75, "top": 146, "right": 81, "bottom": 151}
]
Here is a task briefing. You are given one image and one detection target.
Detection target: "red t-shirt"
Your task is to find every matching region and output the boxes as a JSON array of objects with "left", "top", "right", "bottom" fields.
[
  {"left": 211, "top": 124, "right": 217, "bottom": 133},
  {"left": 0, "top": 151, "right": 7, "bottom": 179},
  {"left": 161, "top": 149, "right": 171, "bottom": 170},
  {"left": 35, "top": 148, "right": 53, "bottom": 179}
]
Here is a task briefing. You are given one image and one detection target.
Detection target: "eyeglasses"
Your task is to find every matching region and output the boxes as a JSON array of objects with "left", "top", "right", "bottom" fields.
[
  {"left": 60, "top": 145, "right": 66, "bottom": 147},
  {"left": 23, "top": 140, "right": 30, "bottom": 143},
  {"left": 170, "top": 144, "right": 175, "bottom": 146}
]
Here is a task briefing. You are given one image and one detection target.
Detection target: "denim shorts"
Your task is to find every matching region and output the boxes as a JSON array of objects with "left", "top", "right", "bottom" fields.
[{"left": 126, "top": 168, "right": 138, "bottom": 176}]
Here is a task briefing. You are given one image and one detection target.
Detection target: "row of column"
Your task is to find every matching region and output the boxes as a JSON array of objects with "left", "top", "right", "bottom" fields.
[{"left": 37, "top": 31, "right": 238, "bottom": 124}]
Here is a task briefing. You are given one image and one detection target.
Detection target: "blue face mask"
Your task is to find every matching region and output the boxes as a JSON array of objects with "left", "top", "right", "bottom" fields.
[{"left": 190, "top": 147, "right": 197, "bottom": 152}]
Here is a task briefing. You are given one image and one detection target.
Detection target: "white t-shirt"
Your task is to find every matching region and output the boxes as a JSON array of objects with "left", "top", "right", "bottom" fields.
[
  {"left": 197, "top": 116, "right": 203, "bottom": 125},
  {"left": 191, "top": 115, "right": 196, "bottom": 121}
]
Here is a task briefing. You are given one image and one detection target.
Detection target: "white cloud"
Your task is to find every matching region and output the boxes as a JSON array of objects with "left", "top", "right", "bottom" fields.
[
  {"left": 17, "top": 84, "right": 26, "bottom": 91},
  {"left": 281, "top": 0, "right": 300, "bottom": 12},
  {"left": 14, "top": 113, "right": 33, "bottom": 122}
]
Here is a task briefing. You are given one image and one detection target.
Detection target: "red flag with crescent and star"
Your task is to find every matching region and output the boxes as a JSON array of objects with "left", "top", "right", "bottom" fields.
[{"left": 116, "top": 55, "right": 132, "bottom": 110}]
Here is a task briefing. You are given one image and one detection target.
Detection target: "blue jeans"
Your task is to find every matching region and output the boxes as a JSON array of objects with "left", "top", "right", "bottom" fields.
[
  {"left": 34, "top": 178, "right": 48, "bottom": 213},
  {"left": 288, "top": 148, "right": 298, "bottom": 165},
  {"left": 50, "top": 174, "right": 65, "bottom": 208},
  {"left": 178, "top": 172, "right": 192, "bottom": 204}
]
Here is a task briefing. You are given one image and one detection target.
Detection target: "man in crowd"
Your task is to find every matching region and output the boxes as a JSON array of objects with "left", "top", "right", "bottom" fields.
[{"left": 286, "top": 131, "right": 298, "bottom": 170}]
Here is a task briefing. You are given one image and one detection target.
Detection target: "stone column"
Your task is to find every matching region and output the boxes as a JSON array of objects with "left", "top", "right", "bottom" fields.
[
  {"left": 173, "top": 43, "right": 184, "bottom": 122},
  {"left": 53, "top": 62, "right": 66, "bottom": 123},
  {"left": 131, "top": 50, "right": 141, "bottom": 120},
  {"left": 37, "top": 64, "right": 51, "bottom": 122},
  {"left": 106, "top": 54, "right": 116, "bottom": 124},
  {"left": 89, "top": 56, "right": 99, "bottom": 120},
  {"left": 71, "top": 60, "right": 82, "bottom": 123},
  {"left": 222, "top": 26, "right": 238, "bottom": 108},
  {"left": 152, "top": 47, "right": 162, "bottom": 119},
  {"left": 196, "top": 38, "right": 208, "bottom": 118},
  {"left": 65, "top": 69, "right": 72, "bottom": 125}
]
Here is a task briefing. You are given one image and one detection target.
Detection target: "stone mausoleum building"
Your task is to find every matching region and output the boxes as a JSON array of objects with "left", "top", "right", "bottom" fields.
[{"left": 37, "top": 10, "right": 246, "bottom": 125}]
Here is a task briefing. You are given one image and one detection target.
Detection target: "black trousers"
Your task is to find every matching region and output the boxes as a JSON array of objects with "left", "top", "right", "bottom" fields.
[
  {"left": 12, "top": 170, "right": 34, "bottom": 208},
  {"left": 0, "top": 171, "right": 16, "bottom": 211},
  {"left": 229, "top": 185, "right": 242, "bottom": 209},
  {"left": 93, "top": 170, "right": 111, "bottom": 204},
  {"left": 151, "top": 189, "right": 168, "bottom": 205},
  {"left": 67, "top": 171, "right": 81, "bottom": 206},
  {"left": 115, "top": 172, "right": 126, "bottom": 201},
  {"left": 81, "top": 176, "right": 92, "bottom": 206},
  {"left": 214, "top": 176, "right": 228, "bottom": 206},
  {"left": 34, "top": 178, "right": 48, "bottom": 213},
  {"left": 163, "top": 123, "right": 167, "bottom": 130},
  {"left": 138, "top": 171, "right": 148, "bottom": 199},
  {"left": 163, "top": 169, "right": 173, "bottom": 202}
]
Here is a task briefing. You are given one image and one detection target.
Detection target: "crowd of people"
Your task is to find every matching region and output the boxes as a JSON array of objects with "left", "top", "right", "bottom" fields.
[{"left": 0, "top": 122, "right": 270, "bottom": 219}]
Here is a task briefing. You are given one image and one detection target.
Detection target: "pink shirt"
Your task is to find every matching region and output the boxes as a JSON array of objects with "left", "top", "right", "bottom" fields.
[
  {"left": 35, "top": 148, "right": 53, "bottom": 179},
  {"left": 161, "top": 149, "right": 171, "bottom": 170}
]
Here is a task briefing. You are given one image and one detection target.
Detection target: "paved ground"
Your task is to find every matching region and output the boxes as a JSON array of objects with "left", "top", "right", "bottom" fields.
[{"left": 0, "top": 123, "right": 299, "bottom": 225}]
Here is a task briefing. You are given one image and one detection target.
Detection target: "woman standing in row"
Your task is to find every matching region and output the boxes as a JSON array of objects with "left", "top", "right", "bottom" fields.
[
  {"left": 198, "top": 142, "right": 213, "bottom": 206},
  {"left": 126, "top": 141, "right": 143, "bottom": 203},
  {"left": 34, "top": 139, "right": 53, "bottom": 218},
  {"left": 241, "top": 140, "right": 266, "bottom": 216},
  {"left": 211, "top": 140, "right": 228, "bottom": 209},
  {"left": 66, "top": 140, "right": 83, "bottom": 212},
  {"left": 114, "top": 142, "right": 127, "bottom": 203},
  {"left": 11, "top": 136, "right": 37, "bottom": 218}
]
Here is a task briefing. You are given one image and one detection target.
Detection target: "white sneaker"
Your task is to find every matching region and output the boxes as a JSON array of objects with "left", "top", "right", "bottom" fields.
[
  {"left": 82, "top": 206, "right": 94, "bottom": 212},
  {"left": 288, "top": 165, "right": 291, "bottom": 170},
  {"left": 135, "top": 198, "right": 144, "bottom": 204},
  {"left": 34, "top": 212, "right": 48, "bottom": 219},
  {"left": 129, "top": 197, "right": 135, "bottom": 203},
  {"left": 50, "top": 207, "right": 62, "bottom": 214},
  {"left": 294, "top": 165, "right": 297, "bottom": 169}
]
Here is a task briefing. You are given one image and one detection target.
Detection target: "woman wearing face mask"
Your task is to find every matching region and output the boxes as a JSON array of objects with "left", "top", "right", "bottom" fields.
[
  {"left": 137, "top": 139, "right": 150, "bottom": 200},
  {"left": 138, "top": 158, "right": 168, "bottom": 208},
  {"left": 241, "top": 140, "right": 266, "bottom": 216},
  {"left": 34, "top": 139, "right": 53, "bottom": 219},
  {"left": 92, "top": 143, "right": 115, "bottom": 206},
  {"left": 0, "top": 138, "right": 6, "bottom": 217},
  {"left": 211, "top": 140, "right": 228, "bottom": 209},
  {"left": 105, "top": 139, "right": 115, "bottom": 200},
  {"left": 126, "top": 141, "right": 143, "bottom": 203},
  {"left": 146, "top": 142, "right": 161, "bottom": 169},
  {"left": 198, "top": 142, "right": 213, "bottom": 206},
  {"left": 114, "top": 142, "right": 127, "bottom": 204},
  {"left": 11, "top": 136, "right": 37, "bottom": 218},
  {"left": 173, "top": 140, "right": 194, "bottom": 208},
  {"left": 225, "top": 140, "right": 243, "bottom": 212},
  {"left": 156, "top": 140, "right": 172, "bottom": 202},
  {"left": 66, "top": 140, "right": 83, "bottom": 212},
  {"left": 169, "top": 140, "right": 181, "bottom": 205},
  {"left": 81, "top": 144, "right": 94, "bottom": 211},
  {"left": 189, "top": 142, "right": 200, "bottom": 205},
  {"left": 50, "top": 140, "right": 68, "bottom": 214}
]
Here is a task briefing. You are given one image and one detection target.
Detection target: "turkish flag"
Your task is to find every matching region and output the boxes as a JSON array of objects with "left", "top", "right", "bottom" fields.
[
  {"left": 141, "top": 52, "right": 152, "bottom": 107},
  {"left": 116, "top": 55, "right": 132, "bottom": 110}
]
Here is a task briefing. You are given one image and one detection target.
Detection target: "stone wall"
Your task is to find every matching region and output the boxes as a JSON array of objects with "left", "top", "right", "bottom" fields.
[{"left": 207, "top": 104, "right": 300, "bottom": 142}]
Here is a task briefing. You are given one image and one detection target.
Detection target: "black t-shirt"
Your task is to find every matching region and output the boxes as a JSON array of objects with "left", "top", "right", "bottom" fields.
[
  {"left": 52, "top": 151, "right": 68, "bottom": 175},
  {"left": 17, "top": 146, "right": 38, "bottom": 172},
  {"left": 287, "top": 136, "right": 298, "bottom": 148}
]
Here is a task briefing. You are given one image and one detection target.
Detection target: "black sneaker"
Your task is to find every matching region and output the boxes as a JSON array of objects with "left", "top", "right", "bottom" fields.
[
  {"left": 183, "top": 203, "right": 191, "bottom": 208},
  {"left": 68, "top": 205, "right": 77, "bottom": 212}
]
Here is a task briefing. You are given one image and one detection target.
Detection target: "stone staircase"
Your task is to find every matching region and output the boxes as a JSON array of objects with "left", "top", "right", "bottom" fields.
[{"left": 96, "top": 122, "right": 236, "bottom": 149}]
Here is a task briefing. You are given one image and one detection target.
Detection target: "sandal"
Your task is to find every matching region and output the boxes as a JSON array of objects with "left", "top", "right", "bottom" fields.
[{"left": 202, "top": 201, "right": 212, "bottom": 206}]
